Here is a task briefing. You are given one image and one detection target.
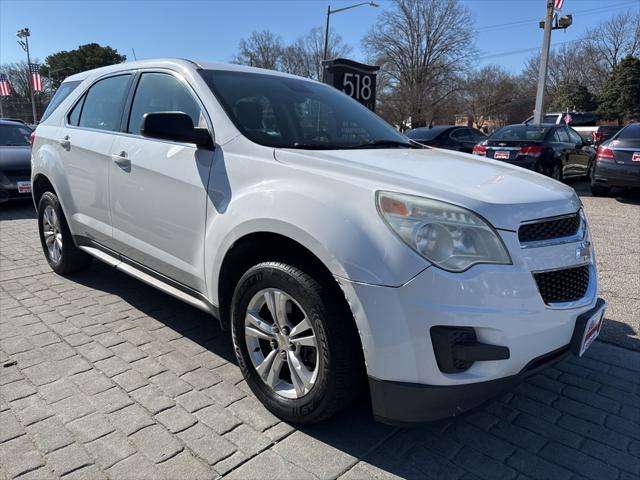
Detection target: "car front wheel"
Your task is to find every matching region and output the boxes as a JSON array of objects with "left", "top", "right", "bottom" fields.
[{"left": 230, "top": 262, "right": 362, "bottom": 424}]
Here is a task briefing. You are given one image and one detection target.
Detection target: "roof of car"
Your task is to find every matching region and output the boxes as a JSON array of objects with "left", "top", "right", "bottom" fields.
[
  {"left": 0, "top": 119, "right": 30, "bottom": 126},
  {"left": 503, "top": 123, "right": 557, "bottom": 128},
  {"left": 63, "top": 58, "right": 316, "bottom": 83}
]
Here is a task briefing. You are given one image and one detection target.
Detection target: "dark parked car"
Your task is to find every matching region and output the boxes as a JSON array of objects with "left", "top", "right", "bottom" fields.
[
  {"left": 472, "top": 124, "right": 595, "bottom": 181},
  {"left": 405, "top": 125, "right": 486, "bottom": 153},
  {"left": 590, "top": 122, "right": 640, "bottom": 196},
  {"left": 0, "top": 119, "right": 33, "bottom": 203}
]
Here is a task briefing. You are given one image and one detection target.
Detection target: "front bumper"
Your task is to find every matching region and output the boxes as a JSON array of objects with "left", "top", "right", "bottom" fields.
[
  {"left": 0, "top": 173, "right": 31, "bottom": 203},
  {"left": 369, "top": 298, "right": 605, "bottom": 425},
  {"left": 338, "top": 228, "right": 599, "bottom": 423},
  {"left": 593, "top": 159, "right": 640, "bottom": 188}
]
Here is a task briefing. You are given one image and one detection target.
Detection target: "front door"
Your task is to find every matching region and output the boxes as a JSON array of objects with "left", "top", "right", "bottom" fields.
[{"left": 108, "top": 71, "right": 214, "bottom": 292}]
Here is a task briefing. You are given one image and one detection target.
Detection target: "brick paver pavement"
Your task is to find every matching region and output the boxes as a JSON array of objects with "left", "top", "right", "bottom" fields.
[{"left": 1, "top": 195, "right": 639, "bottom": 480}]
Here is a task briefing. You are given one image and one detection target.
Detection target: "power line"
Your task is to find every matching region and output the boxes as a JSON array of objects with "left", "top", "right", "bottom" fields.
[
  {"left": 475, "top": 1, "right": 638, "bottom": 32},
  {"left": 476, "top": 39, "right": 582, "bottom": 61}
]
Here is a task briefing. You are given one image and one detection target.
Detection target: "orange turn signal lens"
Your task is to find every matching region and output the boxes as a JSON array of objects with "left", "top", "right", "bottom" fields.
[{"left": 379, "top": 195, "right": 409, "bottom": 216}]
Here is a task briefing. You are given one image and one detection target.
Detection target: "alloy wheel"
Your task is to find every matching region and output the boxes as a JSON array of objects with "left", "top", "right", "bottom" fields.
[
  {"left": 42, "top": 205, "right": 63, "bottom": 264},
  {"left": 244, "top": 288, "right": 319, "bottom": 399}
]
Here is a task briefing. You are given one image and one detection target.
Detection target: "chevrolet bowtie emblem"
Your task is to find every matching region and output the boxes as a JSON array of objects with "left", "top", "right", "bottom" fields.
[{"left": 576, "top": 241, "right": 592, "bottom": 262}]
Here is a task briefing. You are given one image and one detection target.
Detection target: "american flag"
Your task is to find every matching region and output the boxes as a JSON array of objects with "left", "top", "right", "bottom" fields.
[
  {"left": 554, "top": 0, "right": 565, "bottom": 10},
  {"left": 0, "top": 73, "right": 10, "bottom": 96},
  {"left": 30, "top": 64, "right": 43, "bottom": 92}
]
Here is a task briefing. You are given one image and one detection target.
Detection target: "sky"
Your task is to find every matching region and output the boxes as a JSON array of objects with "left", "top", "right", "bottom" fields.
[{"left": 1, "top": 0, "right": 638, "bottom": 74}]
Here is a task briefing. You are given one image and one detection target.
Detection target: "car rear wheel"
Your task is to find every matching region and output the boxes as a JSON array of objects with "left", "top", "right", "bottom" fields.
[
  {"left": 230, "top": 262, "right": 363, "bottom": 424},
  {"left": 37, "top": 192, "right": 92, "bottom": 274},
  {"left": 550, "top": 162, "right": 563, "bottom": 181}
]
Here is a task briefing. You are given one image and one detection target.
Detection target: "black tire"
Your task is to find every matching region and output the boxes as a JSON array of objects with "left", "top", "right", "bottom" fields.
[
  {"left": 37, "top": 191, "right": 92, "bottom": 274},
  {"left": 230, "top": 262, "right": 363, "bottom": 424},
  {"left": 590, "top": 184, "right": 611, "bottom": 197},
  {"left": 550, "top": 162, "right": 563, "bottom": 182}
]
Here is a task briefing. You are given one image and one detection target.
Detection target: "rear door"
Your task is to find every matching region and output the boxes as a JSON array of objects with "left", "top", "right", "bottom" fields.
[
  {"left": 59, "top": 73, "right": 133, "bottom": 245},
  {"left": 108, "top": 70, "right": 214, "bottom": 292},
  {"left": 566, "top": 127, "right": 591, "bottom": 175},
  {"left": 449, "top": 128, "right": 480, "bottom": 153}
]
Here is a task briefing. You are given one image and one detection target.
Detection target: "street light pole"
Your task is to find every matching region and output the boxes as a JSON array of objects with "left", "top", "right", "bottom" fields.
[
  {"left": 533, "top": 1, "right": 555, "bottom": 125},
  {"left": 17, "top": 28, "right": 37, "bottom": 124},
  {"left": 322, "top": 2, "right": 379, "bottom": 61}
]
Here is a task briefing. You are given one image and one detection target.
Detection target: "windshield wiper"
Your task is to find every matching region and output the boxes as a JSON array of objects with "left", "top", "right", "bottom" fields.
[
  {"left": 291, "top": 142, "right": 343, "bottom": 150},
  {"left": 289, "top": 139, "right": 421, "bottom": 150},
  {"left": 345, "top": 139, "right": 418, "bottom": 149}
]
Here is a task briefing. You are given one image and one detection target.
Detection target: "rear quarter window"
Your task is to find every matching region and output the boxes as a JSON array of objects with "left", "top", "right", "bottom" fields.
[{"left": 40, "top": 81, "right": 81, "bottom": 122}]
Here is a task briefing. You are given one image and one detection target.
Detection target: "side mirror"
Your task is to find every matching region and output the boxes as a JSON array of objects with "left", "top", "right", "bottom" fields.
[{"left": 141, "top": 112, "right": 213, "bottom": 149}]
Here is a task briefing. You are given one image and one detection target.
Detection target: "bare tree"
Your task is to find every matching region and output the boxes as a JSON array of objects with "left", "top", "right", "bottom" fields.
[
  {"left": 232, "top": 27, "right": 350, "bottom": 80},
  {"left": 363, "top": 0, "right": 476, "bottom": 127},
  {"left": 232, "top": 30, "right": 285, "bottom": 70},
  {"left": 461, "top": 65, "right": 519, "bottom": 129},
  {"left": 584, "top": 11, "right": 640, "bottom": 71}
]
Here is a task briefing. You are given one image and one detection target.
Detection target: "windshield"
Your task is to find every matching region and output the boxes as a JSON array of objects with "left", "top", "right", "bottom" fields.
[
  {"left": 0, "top": 124, "right": 32, "bottom": 146},
  {"left": 199, "top": 70, "right": 411, "bottom": 149},
  {"left": 490, "top": 125, "right": 550, "bottom": 141}
]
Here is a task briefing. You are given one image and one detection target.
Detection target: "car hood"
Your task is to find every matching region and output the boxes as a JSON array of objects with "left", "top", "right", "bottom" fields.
[
  {"left": 0, "top": 146, "right": 32, "bottom": 170},
  {"left": 275, "top": 147, "right": 581, "bottom": 231}
]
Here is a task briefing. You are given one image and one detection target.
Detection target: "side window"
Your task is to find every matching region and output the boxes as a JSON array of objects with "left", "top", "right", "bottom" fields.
[
  {"left": 450, "top": 129, "right": 473, "bottom": 141},
  {"left": 554, "top": 128, "right": 570, "bottom": 143},
  {"left": 41, "top": 80, "right": 81, "bottom": 122},
  {"left": 67, "top": 95, "right": 85, "bottom": 126},
  {"left": 78, "top": 75, "right": 132, "bottom": 131},
  {"left": 567, "top": 128, "right": 582, "bottom": 144},
  {"left": 128, "top": 73, "right": 205, "bottom": 135}
]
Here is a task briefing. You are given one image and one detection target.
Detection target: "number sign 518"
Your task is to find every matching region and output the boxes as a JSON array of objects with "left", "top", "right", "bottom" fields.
[{"left": 342, "top": 72, "right": 373, "bottom": 102}]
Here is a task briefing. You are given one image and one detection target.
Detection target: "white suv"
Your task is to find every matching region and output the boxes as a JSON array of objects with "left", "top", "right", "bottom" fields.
[{"left": 31, "top": 59, "right": 606, "bottom": 425}]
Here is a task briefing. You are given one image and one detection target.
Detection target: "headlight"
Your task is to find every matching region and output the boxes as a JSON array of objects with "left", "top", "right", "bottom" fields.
[{"left": 377, "top": 191, "right": 511, "bottom": 272}]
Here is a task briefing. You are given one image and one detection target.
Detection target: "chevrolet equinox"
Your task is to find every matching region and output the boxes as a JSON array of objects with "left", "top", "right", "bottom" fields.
[{"left": 31, "top": 59, "right": 606, "bottom": 424}]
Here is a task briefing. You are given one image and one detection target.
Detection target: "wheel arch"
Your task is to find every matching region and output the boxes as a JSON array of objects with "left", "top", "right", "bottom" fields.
[
  {"left": 216, "top": 230, "right": 349, "bottom": 329},
  {"left": 32, "top": 173, "right": 56, "bottom": 209}
]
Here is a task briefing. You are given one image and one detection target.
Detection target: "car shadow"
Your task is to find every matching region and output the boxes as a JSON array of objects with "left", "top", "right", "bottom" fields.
[
  {"left": 66, "top": 261, "right": 238, "bottom": 365},
  {"left": 0, "top": 201, "right": 36, "bottom": 220},
  {"left": 45, "top": 248, "right": 638, "bottom": 478},
  {"left": 569, "top": 179, "right": 640, "bottom": 204},
  {"left": 601, "top": 315, "right": 640, "bottom": 352}
]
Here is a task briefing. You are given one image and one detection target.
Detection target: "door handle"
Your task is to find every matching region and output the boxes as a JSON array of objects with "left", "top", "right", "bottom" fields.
[
  {"left": 111, "top": 151, "right": 131, "bottom": 171},
  {"left": 58, "top": 136, "right": 71, "bottom": 151}
]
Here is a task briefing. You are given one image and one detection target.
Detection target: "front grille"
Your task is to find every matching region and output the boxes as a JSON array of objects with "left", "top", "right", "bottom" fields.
[
  {"left": 519, "top": 213, "right": 580, "bottom": 243},
  {"left": 533, "top": 265, "right": 590, "bottom": 304}
]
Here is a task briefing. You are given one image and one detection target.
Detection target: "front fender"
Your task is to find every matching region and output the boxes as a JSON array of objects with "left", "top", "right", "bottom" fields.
[{"left": 204, "top": 179, "right": 429, "bottom": 306}]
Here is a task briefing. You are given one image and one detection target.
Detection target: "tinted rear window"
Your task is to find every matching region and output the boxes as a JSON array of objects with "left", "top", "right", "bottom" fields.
[
  {"left": 616, "top": 124, "right": 640, "bottom": 139},
  {"left": 0, "top": 123, "right": 32, "bottom": 146},
  {"left": 405, "top": 127, "right": 448, "bottom": 141},
  {"left": 490, "top": 125, "right": 550, "bottom": 141},
  {"left": 40, "top": 81, "right": 81, "bottom": 122}
]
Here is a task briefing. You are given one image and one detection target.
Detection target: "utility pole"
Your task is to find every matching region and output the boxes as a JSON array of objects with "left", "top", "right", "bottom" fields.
[
  {"left": 17, "top": 28, "right": 37, "bottom": 124},
  {"left": 533, "top": 0, "right": 554, "bottom": 125}
]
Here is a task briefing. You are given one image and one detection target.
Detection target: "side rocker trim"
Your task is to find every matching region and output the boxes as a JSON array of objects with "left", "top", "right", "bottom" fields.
[{"left": 74, "top": 235, "right": 220, "bottom": 320}]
